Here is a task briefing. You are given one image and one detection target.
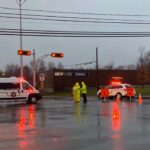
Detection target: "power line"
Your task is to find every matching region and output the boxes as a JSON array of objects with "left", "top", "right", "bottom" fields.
[
  {"left": 2, "top": 28, "right": 150, "bottom": 34},
  {"left": 1, "top": 28, "right": 150, "bottom": 34},
  {"left": 0, "top": 6, "right": 150, "bottom": 17},
  {"left": 1, "top": 7, "right": 150, "bottom": 27},
  {"left": 1, "top": 12, "right": 150, "bottom": 23},
  {"left": 1, "top": 28, "right": 150, "bottom": 37},
  {"left": 1, "top": 33, "right": 150, "bottom": 37},
  {"left": 1, "top": 14, "right": 150, "bottom": 25},
  {"left": 64, "top": 61, "right": 96, "bottom": 67}
]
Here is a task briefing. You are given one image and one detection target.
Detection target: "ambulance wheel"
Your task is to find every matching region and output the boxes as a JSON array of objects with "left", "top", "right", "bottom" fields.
[{"left": 28, "top": 95, "right": 37, "bottom": 104}]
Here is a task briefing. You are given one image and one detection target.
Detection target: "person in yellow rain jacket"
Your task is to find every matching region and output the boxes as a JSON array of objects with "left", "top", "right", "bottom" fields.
[
  {"left": 72, "top": 82, "right": 80, "bottom": 103},
  {"left": 81, "top": 82, "right": 87, "bottom": 103},
  {"left": 72, "top": 83, "right": 78, "bottom": 103},
  {"left": 76, "top": 82, "right": 81, "bottom": 103}
]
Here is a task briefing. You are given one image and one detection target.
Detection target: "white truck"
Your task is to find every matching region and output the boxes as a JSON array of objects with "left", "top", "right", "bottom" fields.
[{"left": 0, "top": 77, "right": 42, "bottom": 104}]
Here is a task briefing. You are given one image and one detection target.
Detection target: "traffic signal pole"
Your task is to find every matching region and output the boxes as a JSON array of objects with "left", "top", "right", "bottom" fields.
[
  {"left": 96, "top": 47, "right": 99, "bottom": 90},
  {"left": 16, "top": 0, "right": 26, "bottom": 78},
  {"left": 33, "top": 49, "right": 36, "bottom": 87},
  {"left": 19, "top": 1, "right": 23, "bottom": 78}
]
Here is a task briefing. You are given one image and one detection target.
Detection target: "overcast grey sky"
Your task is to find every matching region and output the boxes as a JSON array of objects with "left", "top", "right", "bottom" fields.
[{"left": 1, "top": 0, "right": 150, "bottom": 71}]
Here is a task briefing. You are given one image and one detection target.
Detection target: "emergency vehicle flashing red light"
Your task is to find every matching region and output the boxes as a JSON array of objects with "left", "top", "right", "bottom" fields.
[
  {"left": 20, "top": 78, "right": 24, "bottom": 82},
  {"left": 110, "top": 76, "right": 122, "bottom": 86},
  {"left": 111, "top": 81, "right": 121, "bottom": 85}
]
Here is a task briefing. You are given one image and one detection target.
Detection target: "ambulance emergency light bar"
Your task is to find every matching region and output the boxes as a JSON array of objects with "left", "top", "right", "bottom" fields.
[{"left": 110, "top": 76, "right": 123, "bottom": 85}]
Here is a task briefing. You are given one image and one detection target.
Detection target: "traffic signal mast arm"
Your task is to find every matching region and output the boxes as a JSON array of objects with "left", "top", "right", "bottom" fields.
[
  {"left": 36, "top": 52, "right": 64, "bottom": 65},
  {"left": 36, "top": 54, "right": 50, "bottom": 66}
]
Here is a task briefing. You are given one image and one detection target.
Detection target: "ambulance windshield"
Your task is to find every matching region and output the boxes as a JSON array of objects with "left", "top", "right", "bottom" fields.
[{"left": 22, "top": 82, "right": 33, "bottom": 90}]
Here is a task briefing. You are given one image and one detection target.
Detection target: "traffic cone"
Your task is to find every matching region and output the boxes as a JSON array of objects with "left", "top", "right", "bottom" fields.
[{"left": 138, "top": 93, "right": 143, "bottom": 104}]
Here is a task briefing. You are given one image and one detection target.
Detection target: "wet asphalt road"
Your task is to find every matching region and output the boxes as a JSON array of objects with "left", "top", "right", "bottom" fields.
[{"left": 0, "top": 97, "right": 149, "bottom": 150}]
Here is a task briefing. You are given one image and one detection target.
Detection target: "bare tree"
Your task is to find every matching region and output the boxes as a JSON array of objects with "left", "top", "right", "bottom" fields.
[
  {"left": 46, "top": 61, "right": 56, "bottom": 88},
  {"left": 116, "top": 65, "right": 126, "bottom": 70},
  {"left": 56, "top": 62, "right": 64, "bottom": 69},
  {"left": 126, "top": 64, "right": 136, "bottom": 70},
  {"left": 103, "top": 62, "right": 114, "bottom": 70},
  {"left": 5, "top": 64, "right": 20, "bottom": 77},
  {"left": 136, "top": 47, "right": 149, "bottom": 88},
  {"left": 0, "top": 71, "right": 4, "bottom": 77},
  {"left": 143, "top": 51, "right": 150, "bottom": 72},
  {"left": 38, "top": 60, "right": 47, "bottom": 73},
  {"left": 23, "top": 65, "right": 32, "bottom": 83},
  {"left": 47, "top": 61, "right": 55, "bottom": 70}
]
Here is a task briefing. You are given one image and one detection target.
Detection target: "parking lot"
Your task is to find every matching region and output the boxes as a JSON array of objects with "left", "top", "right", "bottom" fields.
[{"left": 0, "top": 97, "right": 150, "bottom": 150}]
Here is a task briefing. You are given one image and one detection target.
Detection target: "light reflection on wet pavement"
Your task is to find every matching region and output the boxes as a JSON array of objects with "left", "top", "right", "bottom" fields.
[{"left": 0, "top": 98, "right": 149, "bottom": 149}]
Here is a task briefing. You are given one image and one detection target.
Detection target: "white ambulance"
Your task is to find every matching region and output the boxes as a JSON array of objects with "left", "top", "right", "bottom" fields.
[{"left": 0, "top": 77, "right": 42, "bottom": 104}]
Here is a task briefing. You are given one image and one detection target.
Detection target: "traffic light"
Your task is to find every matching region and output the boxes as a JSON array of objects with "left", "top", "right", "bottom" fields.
[
  {"left": 18, "top": 50, "right": 31, "bottom": 56},
  {"left": 51, "top": 52, "right": 64, "bottom": 58}
]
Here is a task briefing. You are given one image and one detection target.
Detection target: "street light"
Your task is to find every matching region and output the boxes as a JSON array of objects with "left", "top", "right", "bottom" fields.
[
  {"left": 16, "top": 0, "right": 26, "bottom": 78},
  {"left": 32, "top": 51, "right": 64, "bottom": 87},
  {"left": 32, "top": 51, "right": 51, "bottom": 88}
]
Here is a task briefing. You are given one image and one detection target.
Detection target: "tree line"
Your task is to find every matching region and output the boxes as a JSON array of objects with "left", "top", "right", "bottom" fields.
[
  {"left": 0, "top": 61, "right": 64, "bottom": 89},
  {"left": 0, "top": 47, "right": 149, "bottom": 88}
]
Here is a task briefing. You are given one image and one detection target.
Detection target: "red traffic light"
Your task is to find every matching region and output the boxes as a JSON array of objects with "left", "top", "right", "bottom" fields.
[
  {"left": 18, "top": 50, "right": 31, "bottom": 56},
  {"left": 51, "top": 52, "right": 64, "bottom": 58}
]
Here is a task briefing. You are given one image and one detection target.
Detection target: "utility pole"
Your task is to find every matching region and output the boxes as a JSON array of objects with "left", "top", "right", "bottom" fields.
[
  {"left": 16, "top": 0, "right": 26, "bottom": 78},
  {"left": 33, "top": 49, "right": 36, "bottom": 87},
  {"left": 96, "top": 47, "right": 99, "bottom": 90}
]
